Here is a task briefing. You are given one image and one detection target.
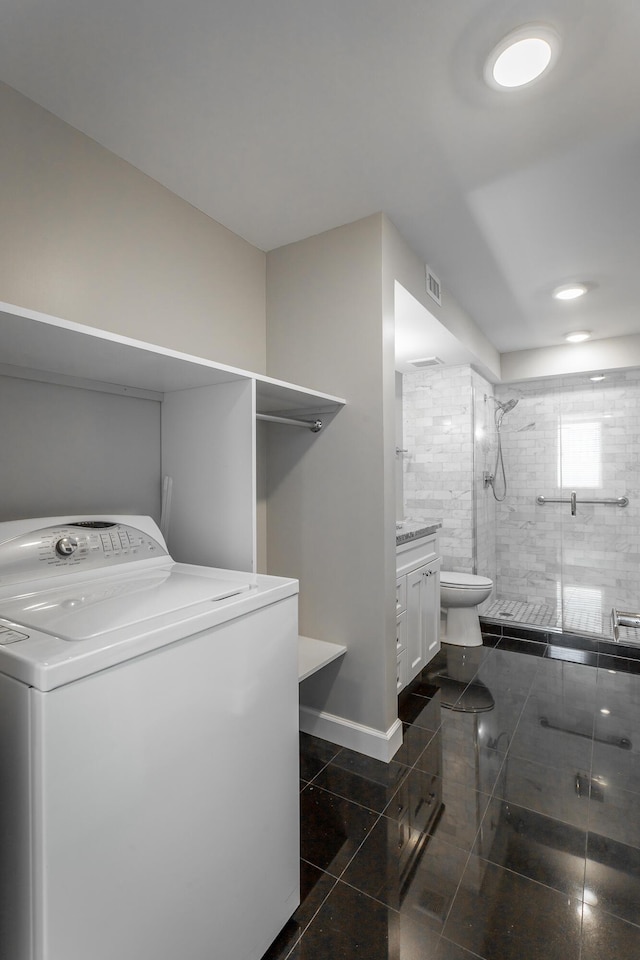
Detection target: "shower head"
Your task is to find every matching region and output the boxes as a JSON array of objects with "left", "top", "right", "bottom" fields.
[{"left": 486, "top": 395, "right": 519, "bottom": 414}]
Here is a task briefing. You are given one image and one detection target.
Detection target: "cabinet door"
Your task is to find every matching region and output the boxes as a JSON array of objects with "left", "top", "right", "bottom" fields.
[
  {"left": 406, "top": 567, "right": 427, "bottom": 681},
  {"left": 406, "top": 560, "right": 441, "bottom": 683},
  {"left": 423, "top": 559, "right": 441, "bottom": 664}
]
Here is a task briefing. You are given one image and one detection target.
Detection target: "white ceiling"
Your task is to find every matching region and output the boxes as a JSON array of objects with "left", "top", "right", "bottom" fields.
[{"left": 1, "top": 0, "right": 638, "bottom": 355}]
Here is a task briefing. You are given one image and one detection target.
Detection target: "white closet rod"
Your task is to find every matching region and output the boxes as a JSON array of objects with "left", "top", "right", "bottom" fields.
[{"left": 256, "top": 413, "right": 323, "bottom": 432}]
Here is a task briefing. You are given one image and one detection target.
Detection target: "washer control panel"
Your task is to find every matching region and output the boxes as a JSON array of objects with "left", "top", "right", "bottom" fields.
[{"left": 0, "top": 520, "right": 169, "bottom": 589}]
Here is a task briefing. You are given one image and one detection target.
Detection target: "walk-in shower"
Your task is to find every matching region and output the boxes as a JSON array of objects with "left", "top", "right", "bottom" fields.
[
  {"left": 478, "top": 372, "right": 638, "bottom": 641},
  {"left": 402, "top": 363, "right": 639, "bottom": 642},
  {"left": 483, "top": 395, "right": 519, "bottom": 502}
]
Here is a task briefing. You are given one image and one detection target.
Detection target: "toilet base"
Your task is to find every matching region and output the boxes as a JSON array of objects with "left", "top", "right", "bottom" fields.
[{"left": 442, "top": 606, "right": 483, "bottom": 647}]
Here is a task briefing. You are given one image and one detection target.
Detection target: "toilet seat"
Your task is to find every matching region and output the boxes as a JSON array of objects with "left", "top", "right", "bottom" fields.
[{"left": 440, "top": 572, "right": 493, "bottom": 589}]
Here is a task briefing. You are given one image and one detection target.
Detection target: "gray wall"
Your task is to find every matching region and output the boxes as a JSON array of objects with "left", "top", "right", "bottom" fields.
[
  {"left": 0, "top": 82, "right": 267, "bottom": 373},
  {"left": 266, "top": 214, "right": 396, "bottom": 735},
  {"left": 0, "top": 375, "right": 161, "bottom": 522}
]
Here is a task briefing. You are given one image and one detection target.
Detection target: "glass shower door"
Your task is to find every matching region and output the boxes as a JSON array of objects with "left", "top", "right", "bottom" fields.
[{"left": 558, "top": 376, "right": 631, "bottom": 638}]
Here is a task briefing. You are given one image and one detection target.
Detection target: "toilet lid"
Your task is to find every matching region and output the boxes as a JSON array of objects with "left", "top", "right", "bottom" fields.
[{"left": 440, "top": 572, "right": 493, "bottom": 589}]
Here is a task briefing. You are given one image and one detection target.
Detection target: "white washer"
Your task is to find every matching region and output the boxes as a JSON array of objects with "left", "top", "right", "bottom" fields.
[{"left": 0, "top": 515, "right": 300, "bottom": 960}]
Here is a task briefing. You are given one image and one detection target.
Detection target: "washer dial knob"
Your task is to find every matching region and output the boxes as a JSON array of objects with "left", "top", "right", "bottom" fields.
[{"left": 55, "top": 536, "right": 79, "bottom": 557}]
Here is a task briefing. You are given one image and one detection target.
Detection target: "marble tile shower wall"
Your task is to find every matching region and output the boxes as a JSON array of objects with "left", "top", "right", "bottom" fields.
[
  {"left": 403, "top": 365, "right": 473, "bottom": 571},
  {"left": 493, "top": 371, "right": 640, "bottom": 630},
  {"left": 403, "top": 365, "right": 494, "bottom": 575}
]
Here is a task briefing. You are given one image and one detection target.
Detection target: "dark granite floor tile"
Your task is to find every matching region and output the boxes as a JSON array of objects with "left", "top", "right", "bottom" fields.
[
  {"left": 552, "top": 632, "right": 600, "bottom": 655},
  {"left": 587, "top": 779, "right": 640, "bottom": 851},
  {"left": 289, "top": 878, "right": 442, "bottom": 959},
  {"left": 580, "top": 903, "right": 640, "bottom": 960},
  {"left": 594, "top": 666, "right": 640, "bottom": 719},
  {"left": 474, "top": 648, "right": 541, "bottom": 697},
  {"left": 342, "top": 815, "right": 469, "bottom": 929},
  {"left": 599, "top": 638, "right": 640, "bottom": 661},
  {"left": 472, "top": 797, "right": 587, "bottom": 898},
  {"left": 585, "top": 832, "right": 640, "bottom": 927},
  {"left": 479, "top": 619, "right": 503, "bottom": 638},
  {"left": 496, "top": 636, "right": 547, "bottom": 657},
  {"left": 261, "top": 861, "right": 337, "bottom": 960},
  {"left": 492, "top": 755, "right": 590, "bottom": 830},
  {"left": 500, "top": 625, "right": 549, "bottom": 644},
  {"left": 479, "top": 632, "right": 502, "bottom": 649},
  {"left": 507, "top": 693, "right": 594, "bottom": 771},
  {"left": 598, "top": 653, "right": 640, "bottom": 675},
  {"left": 435, "top": 939, "right": 486, "bottom": 960},
  {"left": 398, "top": 691, "right": 443, "bottom": 732},
  {"left": 312, "top": 747, "right": 410, "bottom": 814},
  {"left": 394, "top": 723, "right": 439, "bottom": 768},
  {"left": 403, "top": 675, "right": 442, "bottom": 701},
  {"left": 529, "top": 655, "right": 597, "bottom": 696},
  {"left": 546, "top": 645, "right": 599, "bottom": 666},
  {"left": 443, "top": 856, "right": 582, "bottom": 960},
  {"left": 284, "top": 645, "right": 640, "bottom": 960},
  {"left": 424, "top": 646, "right": 493, "bottom": 689},
  {"left": 299, "top": 784, "right": 379, "bottom": 878},
  {"left": 414, "top": 721, "right": 504, "bottom": 798},
  {"left": 299, "top": 733, "right": 342, "bottom": 783},
  {"left": 384, "top": 767, "right": 490, "bottom": 854},
  {"left": 591, "top": 739, "right": 640, "bottom": 796}
]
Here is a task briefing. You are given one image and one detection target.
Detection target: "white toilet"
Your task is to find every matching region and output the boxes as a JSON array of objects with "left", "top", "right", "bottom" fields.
[{"left": 440, "top": 572, "right": 494, "bottom": 647}]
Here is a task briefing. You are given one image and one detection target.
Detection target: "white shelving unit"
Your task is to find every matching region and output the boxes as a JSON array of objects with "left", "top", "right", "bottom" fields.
[
  {"left": 0, "top": 300, "right": 348, "bottom": 681},
  {"left": 298, "top": 636, "right": 347, "bottom": 682}
]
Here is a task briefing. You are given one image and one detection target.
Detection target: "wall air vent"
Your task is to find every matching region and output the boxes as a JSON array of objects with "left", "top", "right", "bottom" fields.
[
  {"left": 425, "top": 265, "right": 442, "bottom": 305},
  {"left": 409, "top": 357, "right": 444, "bottom": 368}
]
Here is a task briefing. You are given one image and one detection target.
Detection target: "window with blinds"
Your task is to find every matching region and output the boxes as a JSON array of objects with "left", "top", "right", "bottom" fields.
[{"left": 558, "top": 420, "right": 602, "bottom": 488}]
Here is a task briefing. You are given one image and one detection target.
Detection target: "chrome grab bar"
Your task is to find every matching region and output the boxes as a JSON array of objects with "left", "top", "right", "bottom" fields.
[
  {"left": 536, "top": 495, "right": 629, "bottom": 507},
  {"left": 612, "top": 607, "right": 640, "bottom": 642}
]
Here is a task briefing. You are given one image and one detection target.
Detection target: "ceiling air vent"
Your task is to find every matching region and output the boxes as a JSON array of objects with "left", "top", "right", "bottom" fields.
[
  {"left": 425, "top": 265, "right": 442, "bottom": 305},
  {"left": 409, "top": 356, "right": 443, "bottom": 368}
]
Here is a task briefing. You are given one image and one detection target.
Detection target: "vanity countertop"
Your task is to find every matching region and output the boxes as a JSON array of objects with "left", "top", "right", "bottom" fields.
[{"left": 395, "top": 519, "right": 442, "bottom": 546}]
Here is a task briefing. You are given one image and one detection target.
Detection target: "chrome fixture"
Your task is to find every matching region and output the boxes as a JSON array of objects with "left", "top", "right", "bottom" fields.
[
  {"left": 484, "top": 395, "right": 519, "bottom": 501},
  {"left": 256, "top": 413, "right": 322, "bottom": 432},
  {"left": 537, "top": 494, "right": 629, "bottom": 511},
  {"left": 612, "top": 607, "right": 640, "bottom": 643}
]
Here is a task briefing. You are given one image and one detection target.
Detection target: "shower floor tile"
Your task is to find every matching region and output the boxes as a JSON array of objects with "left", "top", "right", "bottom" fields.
[
  {"left": 483, "top": 598, "right": 559, "bottom": 629},
  {"left": 484, "top": 596, "right": 640, "bottom": 642}
]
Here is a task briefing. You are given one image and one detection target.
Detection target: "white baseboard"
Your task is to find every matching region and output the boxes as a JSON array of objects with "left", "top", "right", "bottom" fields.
[{"left": 299, "top": 705, "right": 403, "bottom": 762}]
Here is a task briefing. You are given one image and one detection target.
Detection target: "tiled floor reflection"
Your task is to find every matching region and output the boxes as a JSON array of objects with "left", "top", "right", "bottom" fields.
[{"left": 262, "top": 635, "right": 640, "bottom": 960}]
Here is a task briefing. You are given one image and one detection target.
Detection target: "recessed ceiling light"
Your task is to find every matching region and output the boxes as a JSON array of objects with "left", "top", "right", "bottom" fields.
[
  {"left": 553, "top": 283, "right": 589, "bottom": 301},
  {"left": 589, "top": 374, "right": 606, "bottom": 382},
  {"left": 564, "top": 331, "right": 591, "bottom": 343},
  {"left": 485, "top": 25, "right": 560, "bottom": 90}
]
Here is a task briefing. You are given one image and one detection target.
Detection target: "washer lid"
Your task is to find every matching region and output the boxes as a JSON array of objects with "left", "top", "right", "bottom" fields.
[
  {"left": 0, "top": 564, "right": 251, "bottom": 641},
  {"left": 0, "top": 562, "right": 298, "bottom": 691},
  {"left": 440, "top": 572, "right": 493, "bottom": 589}
]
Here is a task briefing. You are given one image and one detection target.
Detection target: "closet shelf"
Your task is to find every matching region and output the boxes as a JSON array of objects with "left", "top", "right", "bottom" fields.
[
  {"left": 298, "top": 635, "right": 347, "bottom": 682},
  {"left": 0, "top": 301, "right": 346, "bottom": 419}
]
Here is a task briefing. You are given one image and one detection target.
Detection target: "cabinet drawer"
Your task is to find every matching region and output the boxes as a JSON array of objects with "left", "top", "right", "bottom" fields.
[
  {"left": 396, "top": 534, "right": 439, "bottom": 577},
  {"left": 396, "top": 577, "right": 407, "bottom": 614}
]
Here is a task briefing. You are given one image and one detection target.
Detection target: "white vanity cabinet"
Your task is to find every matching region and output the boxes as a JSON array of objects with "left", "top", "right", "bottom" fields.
[{"left": 396, "top": 533, "right": 441, "bottom": 692}]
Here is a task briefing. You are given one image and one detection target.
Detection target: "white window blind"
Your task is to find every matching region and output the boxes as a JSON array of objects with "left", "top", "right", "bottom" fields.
[{"left": 558, "top": 420, "right": 602, "bottom": 488}]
